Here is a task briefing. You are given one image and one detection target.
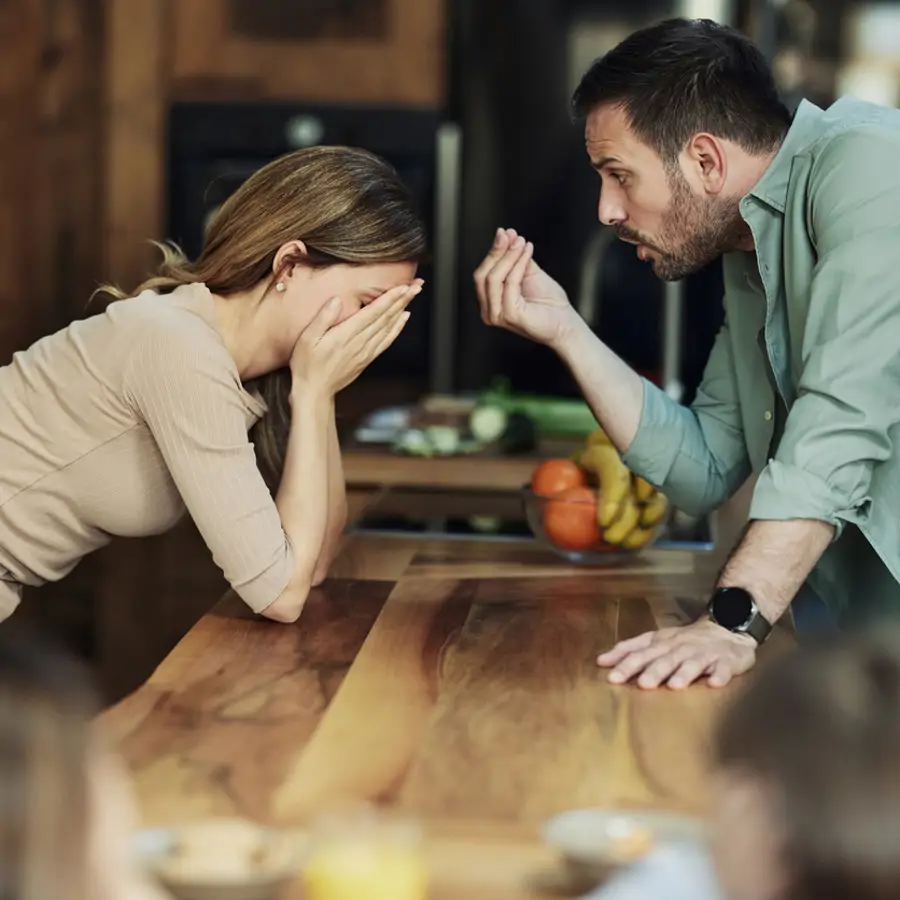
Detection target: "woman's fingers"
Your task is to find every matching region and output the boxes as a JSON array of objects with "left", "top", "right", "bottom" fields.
[
  {"left": 298, "top": 296, "right": 342, "bottom": 344},
  {"left": 337, "top": 283, "right": 418, "bottom": 338},
  {"left": 369, "top": 310, "right": 411, "bottom": 360}
]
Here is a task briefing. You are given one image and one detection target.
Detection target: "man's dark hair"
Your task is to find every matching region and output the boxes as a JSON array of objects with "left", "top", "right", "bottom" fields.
[{"left": 572, "top": 17, "right": 791, "bottom": 163}]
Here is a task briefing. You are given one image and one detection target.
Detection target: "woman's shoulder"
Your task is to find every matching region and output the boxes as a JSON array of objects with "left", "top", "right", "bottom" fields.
[
  {"left": 115, "top": 285, "right": 255, "bottom": 406},
  {"left": 110, "top": 283, "right": 221, "bottom": 342},
  {"left": 110, "top": 284, "right": 233, "bottom": 367}
]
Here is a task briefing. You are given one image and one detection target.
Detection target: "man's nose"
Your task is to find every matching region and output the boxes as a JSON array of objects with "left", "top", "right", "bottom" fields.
[{"left": 598, "top": 192, "right": 626, "bottom": 227}]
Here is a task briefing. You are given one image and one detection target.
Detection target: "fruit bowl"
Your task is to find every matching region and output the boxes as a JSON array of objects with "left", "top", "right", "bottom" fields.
[{"left": 522, "top": 487, "right": 665, "bottom": 564}]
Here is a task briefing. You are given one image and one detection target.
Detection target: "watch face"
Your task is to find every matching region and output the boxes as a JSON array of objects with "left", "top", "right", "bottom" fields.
[{"left": 712, "top": 587, "right": 754, "bottom": 630}]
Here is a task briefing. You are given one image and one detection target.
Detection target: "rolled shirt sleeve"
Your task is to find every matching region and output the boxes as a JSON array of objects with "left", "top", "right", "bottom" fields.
[
  {"left": 623, "top": 318, "right": 752, "bottom": 517},
  {"left": 750, "top": 127, "right": 900, "bottom": 533}
]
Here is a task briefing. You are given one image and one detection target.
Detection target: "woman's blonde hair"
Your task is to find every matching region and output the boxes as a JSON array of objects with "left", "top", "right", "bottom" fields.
[
  {"left": 96, "top": 145, "right": 427, "bottom": 488},
  {"left": 0, "top": 633, "right": 99, "bottom": 900}
]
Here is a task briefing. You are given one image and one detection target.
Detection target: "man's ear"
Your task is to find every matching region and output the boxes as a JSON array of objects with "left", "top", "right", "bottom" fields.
[{"left": 684, "top": 132, "right": 727, "bottom": 195}]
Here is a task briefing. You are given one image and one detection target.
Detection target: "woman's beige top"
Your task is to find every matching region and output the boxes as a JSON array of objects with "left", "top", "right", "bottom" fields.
[{"left": 0, "top": 283, "right": 295, "bottom": 620}]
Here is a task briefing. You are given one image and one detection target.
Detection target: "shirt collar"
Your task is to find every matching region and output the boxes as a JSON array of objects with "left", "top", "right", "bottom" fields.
[{"left": 745, "top": 99, "right": 827, "bottom": 213}]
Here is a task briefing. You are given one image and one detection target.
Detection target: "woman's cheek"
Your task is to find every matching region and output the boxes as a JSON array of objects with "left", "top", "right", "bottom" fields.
[{"left": 338, "top": 298, "right": 362, "bottom": 322}]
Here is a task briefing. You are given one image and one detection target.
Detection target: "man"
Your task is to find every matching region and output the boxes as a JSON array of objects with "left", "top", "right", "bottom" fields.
[{"left": 475, "top": 17, "right": 900, "bottom": 690}]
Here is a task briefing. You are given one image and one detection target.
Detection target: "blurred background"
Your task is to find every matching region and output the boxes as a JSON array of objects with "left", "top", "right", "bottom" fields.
[{"left": 2, "top": 0, "right": 899, "bottom": 701}]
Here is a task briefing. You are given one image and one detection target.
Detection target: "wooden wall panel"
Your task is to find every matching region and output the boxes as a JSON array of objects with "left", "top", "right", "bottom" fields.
[
  {"left": 0, "top": 0, "right": 44, "bottom": 362},
  {"left": 170, "top": 0, "right": 445, "bottom": 106},
  {"left": 38, "top": 0, "right": 106, "bottom": 320},
  {"left": 103, "top": 0, "right": 168, "bottom": 291},
  {"left": 0, "top": 0, "right": 106, "bottom": 360}
]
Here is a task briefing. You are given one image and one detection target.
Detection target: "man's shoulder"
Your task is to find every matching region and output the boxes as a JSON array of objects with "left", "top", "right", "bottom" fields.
[{"left": 805, "top": 96, "right": 900, "bottom": 158}]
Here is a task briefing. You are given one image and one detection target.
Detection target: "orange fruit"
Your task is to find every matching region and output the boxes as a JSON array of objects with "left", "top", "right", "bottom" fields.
[
  {"left": 543, "top": 486, "right": 601, "bottom": 550},
  {"left": 531, "top": 458, "right": 588, "bottom": 497}
]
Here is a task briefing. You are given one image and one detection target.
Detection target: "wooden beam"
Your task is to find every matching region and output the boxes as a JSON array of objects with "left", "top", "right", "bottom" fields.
[
  {"left": 104, "top": 0, "right": 168, "bottom": 290},
  {"left": 0, "top": 0, "right": 43, "bottom": 361}
]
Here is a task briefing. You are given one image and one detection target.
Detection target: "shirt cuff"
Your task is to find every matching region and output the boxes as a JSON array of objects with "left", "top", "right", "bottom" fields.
[
  {"left": 749, "top": 459, "right": 870, "bottom": 540},
  {"left": 621, "top": 378, "right": 684, "bottom": 484}
]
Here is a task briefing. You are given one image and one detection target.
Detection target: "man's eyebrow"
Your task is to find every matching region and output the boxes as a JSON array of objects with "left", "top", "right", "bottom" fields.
[{"left": 591, "top": 155, "right": 622, "bottom": 171}]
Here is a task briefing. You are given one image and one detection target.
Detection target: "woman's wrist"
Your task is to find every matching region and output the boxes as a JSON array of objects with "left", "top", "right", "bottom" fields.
[{"left": 289, "top": 376, "right": 333, "bottom": 410}]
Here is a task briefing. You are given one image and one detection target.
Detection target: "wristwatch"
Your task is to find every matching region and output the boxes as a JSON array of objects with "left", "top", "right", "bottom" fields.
[{"left": 707, "top": 586, "right": 773, "bottom": 645}]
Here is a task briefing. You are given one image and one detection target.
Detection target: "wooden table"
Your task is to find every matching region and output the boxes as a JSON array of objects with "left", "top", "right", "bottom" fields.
[{"left": 100, "top": 489, "right": 786, "bottom": 899}]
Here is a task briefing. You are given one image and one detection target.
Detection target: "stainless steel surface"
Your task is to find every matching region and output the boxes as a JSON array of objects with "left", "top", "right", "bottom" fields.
[
  {"left": 430, "top": 122, "right": 463, "bottom": 394},
  {"left": 662, "top": 279, "right": 685, "bottom": 402},
  {"left": 575, "top": 225, "right": 617, "bottom": 327},
  {"left": 676, "top": 0, "right": 736, "bottom": 22}
]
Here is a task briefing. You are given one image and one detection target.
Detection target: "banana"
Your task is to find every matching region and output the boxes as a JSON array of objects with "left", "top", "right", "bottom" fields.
[
  {"left": 640, "top": 492, "right": 670, "bottom": 528},
  {"left": 586, "top": 427, "right": 612, "bottom": 449},
  {"left": 633, "top": 476, "right": 655, "bottom": 503},
  {"left": 603, "top": 493, "right": 641, "bottom": 545},
  {"left": 581, "top": 444, "right": 632, "bottom": 527},
  {"left": 621, "top": 524, "right": 658, "bottom": 550}
]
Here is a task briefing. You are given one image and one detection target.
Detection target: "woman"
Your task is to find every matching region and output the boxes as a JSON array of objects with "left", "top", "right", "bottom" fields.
[
  {"left": 0, "top": 630, "right": 168, "bottom": 900},
  {"left": 0, "top": 146, "right": 426, "bottom": 623},
  {"left": 592, "top": 627, "right": 900, "bottom": 900}
]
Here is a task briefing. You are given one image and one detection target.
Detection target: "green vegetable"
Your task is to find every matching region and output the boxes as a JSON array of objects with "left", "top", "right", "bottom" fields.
[
  {"left": 469, "top": 405, "right": 509, "bottom": 443},
  {"left": 476, "top": 378, "right": 598, "bottom": 437},
  {"left": 425, "top": 425, "right": 461, "bottom": 455},
  {"left": 394, "top": 428, "right": 431, "bottom": 456},
  {"left": 498, "top": 411, "right": 537, "bottom": 454}
]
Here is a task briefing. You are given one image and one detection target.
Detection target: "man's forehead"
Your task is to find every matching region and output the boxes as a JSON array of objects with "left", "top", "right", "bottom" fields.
[{"left": 584, "top": 105, "right": 634, "bottom": 155}]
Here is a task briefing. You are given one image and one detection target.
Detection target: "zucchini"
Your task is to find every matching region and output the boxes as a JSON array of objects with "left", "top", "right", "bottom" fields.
[
  {"left": 476, "top": 378, "right": 598, "bottom": 437},
  {"left": 498, "top": 411, "right": 537, "bottom": 454}
]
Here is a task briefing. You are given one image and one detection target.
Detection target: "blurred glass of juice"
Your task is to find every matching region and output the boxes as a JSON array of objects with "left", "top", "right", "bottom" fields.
[{"left": 302, "top": 806, "right": 428, "bottom": 900}]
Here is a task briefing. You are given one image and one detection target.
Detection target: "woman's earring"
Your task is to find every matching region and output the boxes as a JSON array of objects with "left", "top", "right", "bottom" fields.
[{"left": 275, "top": 282, "right": 286, "bottom": 293}]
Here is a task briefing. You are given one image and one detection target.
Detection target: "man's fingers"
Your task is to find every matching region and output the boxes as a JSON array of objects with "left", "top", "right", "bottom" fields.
[
  {"left": 596, "top": 630, "right": 656, "bottom": 666},
  {"left": 667, "top": 654, "right": 716, "bottom": 690},
  {"left": 636, "top": 645, "right": 702, "bottom": 690},
  {"left": 485, "top": 237, "right": 529, "bottom": 324},
  {"left": 502, "top": 241, "right": 534, "bottom": 322},
  {"left": 474, "top": 228, "right": 510, "bottom": 315},
  {"left": 707, "top": 660, "right": 736, "bottom": 688},
  {"left": 606, "top": 643, "right": 672, "bottom": 685}
]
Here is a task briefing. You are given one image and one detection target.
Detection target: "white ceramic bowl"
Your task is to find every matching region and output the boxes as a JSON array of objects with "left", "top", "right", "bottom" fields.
[
  {"left": 135, "top": 818, "right": 306, "bottom": 900},
  {"left": 542, "top": 808, "right": 706, "bottom": 881}
]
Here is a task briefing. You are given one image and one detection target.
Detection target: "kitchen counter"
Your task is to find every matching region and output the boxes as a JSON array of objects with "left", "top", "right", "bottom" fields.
[{"left": 100, "top": 485, "right": 785, "bottom": 899}]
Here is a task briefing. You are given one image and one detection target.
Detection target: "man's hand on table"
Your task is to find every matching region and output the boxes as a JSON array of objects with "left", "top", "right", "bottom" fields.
[
  {"left": 597, "top": 520, "right": 834, "bottom": 690},
  {"left": 597, "top": 618, "right": 758, "bottom": 689}
]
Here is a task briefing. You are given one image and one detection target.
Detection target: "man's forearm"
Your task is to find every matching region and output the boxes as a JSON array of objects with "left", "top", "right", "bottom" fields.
[
  {"left": 312, "top": 406, "right": 348, "bottom": 585},
  {"left": 553, "top": 315, "right": 644, "bottom": 451},
  {"left": 717, "top": 518, "right": 835, "bottom": 622}
]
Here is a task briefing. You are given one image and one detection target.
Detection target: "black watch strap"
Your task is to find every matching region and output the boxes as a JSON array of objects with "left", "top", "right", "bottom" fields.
[{"left": 708, "top": 586, "right": 773, "bottom": 645}]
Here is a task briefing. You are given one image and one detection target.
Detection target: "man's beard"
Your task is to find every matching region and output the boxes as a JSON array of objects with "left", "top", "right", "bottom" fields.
[{"left": 616, "top": 170, "right": 746, "bottom": 281}]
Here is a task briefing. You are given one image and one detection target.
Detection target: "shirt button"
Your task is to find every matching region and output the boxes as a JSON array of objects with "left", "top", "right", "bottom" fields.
[{"left": 764, "top": 410, "right": 773, "bottom": 421}]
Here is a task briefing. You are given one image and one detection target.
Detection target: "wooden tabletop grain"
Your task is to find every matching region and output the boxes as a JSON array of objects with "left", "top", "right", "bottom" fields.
[{"left": 100, "top": 488, "right": 786, "bottom": 899}]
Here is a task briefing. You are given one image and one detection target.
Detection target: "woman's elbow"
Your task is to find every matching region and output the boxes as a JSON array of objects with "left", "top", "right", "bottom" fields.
[{"left": 258, "top": 579, "right": 311, "bottom": 624}]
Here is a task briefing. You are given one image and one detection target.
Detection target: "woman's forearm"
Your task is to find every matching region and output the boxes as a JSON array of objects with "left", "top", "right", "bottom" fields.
[
  {"left": 311, "top": 407, "right": 348, "bottom": 585},
  {"left": 264, "top": 387, "right": 332, "bottom": 621}
]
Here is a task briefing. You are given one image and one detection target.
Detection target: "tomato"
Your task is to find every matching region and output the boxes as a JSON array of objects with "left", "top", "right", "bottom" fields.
[
  {"left": 531, "top": 458, "right": 587, "bottom": 497},
  {"left": 543, "top": 486, "right": 601, "bottom": 550}
]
